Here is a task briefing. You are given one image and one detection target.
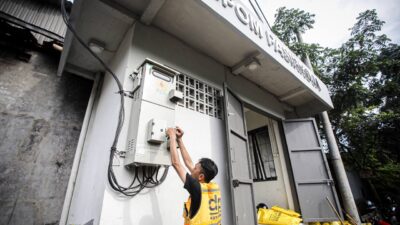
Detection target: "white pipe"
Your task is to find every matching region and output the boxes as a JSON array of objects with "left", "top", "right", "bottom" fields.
[
  {"left": 296, "top": 30, "right": 361, "bottom": 224},
  {"left": 59, "top": 73, "right": 101, "bottom": 225},
  {"left": 321, "top": 111, "right": 361, "bottom": 225}
]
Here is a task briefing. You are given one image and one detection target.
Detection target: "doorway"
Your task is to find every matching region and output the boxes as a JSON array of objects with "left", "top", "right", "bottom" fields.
[{"left": 244, "top": 107, "right": 295, "bottom": 210}]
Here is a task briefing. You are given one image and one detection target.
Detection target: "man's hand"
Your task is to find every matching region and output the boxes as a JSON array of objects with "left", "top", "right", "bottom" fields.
[
  {"left": 167, "top": 127, "right": 186, "bottom": 183},
  {"left": 176, "top": 127, "right": 184, "bottom": 139},
  {"left": 166, "top": 128, "right": 177, "bottom": 139},
  {"left": 174, "top": 126, "right": 194, "bottom": 173}
]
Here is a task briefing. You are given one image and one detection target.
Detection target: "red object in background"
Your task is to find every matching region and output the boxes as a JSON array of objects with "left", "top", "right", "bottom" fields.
[{"left": 377, "top": 220, "right": 390, "bottom": 225}]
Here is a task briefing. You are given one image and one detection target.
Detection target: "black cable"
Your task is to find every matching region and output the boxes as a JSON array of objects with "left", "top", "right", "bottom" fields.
[{"left": 60, "top": 0, "right": 168, "bottom": 197}]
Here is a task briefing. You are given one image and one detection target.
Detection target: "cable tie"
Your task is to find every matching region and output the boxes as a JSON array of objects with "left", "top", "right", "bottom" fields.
[
  {"left": 116, "top": 150, "right": 126, "bottom": 157},
  {"left": 115, "top": 90, "right": 134, "bottom": 99}
]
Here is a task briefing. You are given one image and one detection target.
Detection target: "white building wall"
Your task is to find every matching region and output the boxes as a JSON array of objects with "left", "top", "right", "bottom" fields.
[
  {"left": 101, "top": 108, "right": 230, "bottom": 225},
  {"left": 100, "top": 23, "right": 233, "bottom": 225},
  {"left": 66, "top": 22, "right": 135, "bottom": 225},
  {"left": 68, "top": 22, "right": 288, "bottom": 225},
  {"left": 226, "top": 71, "right": 285, "bottom": 120}
]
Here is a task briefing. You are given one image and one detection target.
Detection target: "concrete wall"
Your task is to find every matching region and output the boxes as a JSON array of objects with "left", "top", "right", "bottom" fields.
[
  {"left": 0, "top": 49, "right": 92, "bottom": 225},
  {"left": 99, "top": 23, "right": 233, "bottom": 225},
  {"left": 225, "top": 71, "right": 284, "bottom": 120},
  {"left": 245, "top": 110, "right": 295, "bottom": 209},
  {"left": 65, "top": 24, "right": 135, "bottom": 225},
  {"left": 66, "top": 22, "right": 287, "bottom": 225}
]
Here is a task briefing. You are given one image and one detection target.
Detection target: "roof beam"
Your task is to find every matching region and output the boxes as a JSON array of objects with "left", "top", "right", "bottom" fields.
[
  {"left": 140, "top": 0, "right": 166, "bottom": 25},
  {"left": 64, "top": 63, "right": 96, "bottom": 80},
  {"left": 231, "top": 52, "right": 262, "bottom": 75},
  {"left": 279, "top": 87, "right": 307, "bottom": 101}
]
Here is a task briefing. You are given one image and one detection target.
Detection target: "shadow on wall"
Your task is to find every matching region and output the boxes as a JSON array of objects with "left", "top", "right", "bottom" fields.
[{"left": 137, "top": 190, "right": 164, "bottom": 225}]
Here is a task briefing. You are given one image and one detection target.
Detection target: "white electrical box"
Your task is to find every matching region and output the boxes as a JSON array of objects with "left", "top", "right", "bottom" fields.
[
  {"left": 124, "top": 60, "right": 180, "bottom": 166},
  {"left": 147, "top": 119, "right": 167, "bottom": 144}
]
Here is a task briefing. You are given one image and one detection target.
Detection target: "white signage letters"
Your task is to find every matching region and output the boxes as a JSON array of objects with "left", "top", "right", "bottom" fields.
[
  {"left": 265, "top": 29, "right": 320, "bottom": 91},
  {"left": 235, "top": 4, "right": 249, "bottom": 25},
  {"left": 221, "top": 0, "right": 263, "bottom": 38},
  {"left": 215, "top": 0, "right": 321, "bottom": 92}
]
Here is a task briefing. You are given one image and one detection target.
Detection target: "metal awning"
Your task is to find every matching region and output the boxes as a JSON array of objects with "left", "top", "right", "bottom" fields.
[
  {"left": 0, "top": 0, "right": 66, "bottom": 44},
  {"left": 58, "top": 0, "right": 333, "bottom": 116}
]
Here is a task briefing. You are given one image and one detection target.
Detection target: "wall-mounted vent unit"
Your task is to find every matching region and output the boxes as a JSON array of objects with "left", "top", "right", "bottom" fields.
[{"left": 175, "top": 74, "right": 222, "bottom": 119}]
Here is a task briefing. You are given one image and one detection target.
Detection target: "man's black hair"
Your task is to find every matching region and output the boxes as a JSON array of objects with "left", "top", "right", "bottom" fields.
[{"left": 199, "top": 158, "right": 218, "bottom": 183}]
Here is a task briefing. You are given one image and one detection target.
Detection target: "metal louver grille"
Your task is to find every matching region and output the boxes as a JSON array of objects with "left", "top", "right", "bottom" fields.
[{"left": 175, "top": 74, "right": 222, "bottom": 119}]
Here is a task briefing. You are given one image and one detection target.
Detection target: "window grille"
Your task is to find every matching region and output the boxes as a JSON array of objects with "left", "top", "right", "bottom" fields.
[
  {"left": 248, "top": 126, "right": 277, "bottom": 181},
  {"left": 175, "top": 74, "right": 222, "bottom": 119}
]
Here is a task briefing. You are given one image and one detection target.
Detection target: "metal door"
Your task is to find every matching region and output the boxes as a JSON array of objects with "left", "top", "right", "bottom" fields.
[
  {"left": 283, "top": 119, "right": 343, "bottom": 222},
  {"left": 223, "top": 84, "right": 257, "bottom": 225}
]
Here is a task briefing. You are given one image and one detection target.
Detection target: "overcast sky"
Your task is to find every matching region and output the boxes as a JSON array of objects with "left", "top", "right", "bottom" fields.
[{"left": 258, "top": 0, "right": 400, "bottom": 48}]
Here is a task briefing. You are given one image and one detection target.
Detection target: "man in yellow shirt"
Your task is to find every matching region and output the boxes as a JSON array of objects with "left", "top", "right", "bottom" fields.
[{"left": 166, "top": 127, "right": 221, "bottom": 225}]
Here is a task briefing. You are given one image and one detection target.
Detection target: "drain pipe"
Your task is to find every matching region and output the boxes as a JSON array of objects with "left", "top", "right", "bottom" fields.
[{"left": 59, "top": 73, "right": 101, "bottom": 225}]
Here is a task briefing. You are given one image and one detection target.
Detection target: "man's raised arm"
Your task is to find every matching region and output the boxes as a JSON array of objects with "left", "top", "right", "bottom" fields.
[
  {"left": 176, "top": 127, "right": 195, "bottom": 173},
  {"left": 166, "top": 128, "right": 186, "bottom": 183}
]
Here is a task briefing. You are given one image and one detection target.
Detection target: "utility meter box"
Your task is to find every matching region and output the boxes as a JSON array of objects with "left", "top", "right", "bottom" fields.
[
  {"left": 124, "top": 60, "right": 180, "bottom": 166},
  {"left": 147, "top": 119, "right": 167, "bottom": 144}
]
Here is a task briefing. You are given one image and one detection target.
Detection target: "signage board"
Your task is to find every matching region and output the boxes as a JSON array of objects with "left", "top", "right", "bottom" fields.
[{"left": 198, "top": 0, "right": 333, "bottom": 108}]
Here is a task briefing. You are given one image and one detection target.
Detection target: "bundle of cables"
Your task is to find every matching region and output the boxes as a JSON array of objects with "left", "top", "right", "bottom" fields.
[{"left": 61, "top": 0, "right": 168, "bottom": 197}]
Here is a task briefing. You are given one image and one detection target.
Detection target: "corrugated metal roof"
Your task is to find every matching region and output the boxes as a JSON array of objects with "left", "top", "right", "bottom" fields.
[{"left": 0, "top": 0, "right": 66, "bottom": 44}]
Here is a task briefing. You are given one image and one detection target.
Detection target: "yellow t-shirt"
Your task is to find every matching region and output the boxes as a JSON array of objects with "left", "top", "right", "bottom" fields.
[{"left": 183, "top": 182, "right": 221, "bottom": 225}]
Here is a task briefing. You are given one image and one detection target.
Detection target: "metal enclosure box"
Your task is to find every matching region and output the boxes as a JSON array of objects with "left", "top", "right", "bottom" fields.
[
  {"left": 147, "top": 119, "right": 167, "bottom": 144},
  {"left": 124, "top": 61, "right": 179, "bottom": 166}
]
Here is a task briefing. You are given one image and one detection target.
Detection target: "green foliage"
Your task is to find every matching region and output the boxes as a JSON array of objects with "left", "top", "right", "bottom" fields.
[
  {"left": 272, "top": 8, "right": 400, "bottom": 198},
  {"left": 272, "top": 7, "right": 316, "bottom": 59},
  {"left": 374, "top": 162, "right": 400, "bottom": 193},
  {"left": 272, "top": 7, "right": 315, "bottom": 43}
]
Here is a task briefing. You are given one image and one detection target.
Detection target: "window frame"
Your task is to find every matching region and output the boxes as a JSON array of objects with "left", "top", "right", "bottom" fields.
[{"left": 248, "top": 126, "right": 278, "bottom": 182}]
